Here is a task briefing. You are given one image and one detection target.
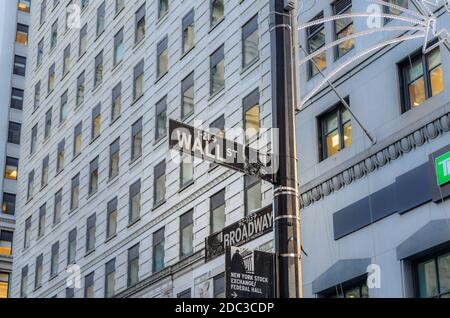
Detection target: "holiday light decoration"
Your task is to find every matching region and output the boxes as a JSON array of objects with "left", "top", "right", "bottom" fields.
[{"left": 297, "top": 0, "right": 450, "bottom": 110}]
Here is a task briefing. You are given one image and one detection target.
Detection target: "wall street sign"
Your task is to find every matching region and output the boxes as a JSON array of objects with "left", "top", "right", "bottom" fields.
[
  {"left": 225, "top": 246, "right": 275, "bottom": 298},
  {"left": 205, "top": 205, "right": 273, "bottom": 262},
  {"left": 169, "top": 119, "right": 275, "bottom": 183}
]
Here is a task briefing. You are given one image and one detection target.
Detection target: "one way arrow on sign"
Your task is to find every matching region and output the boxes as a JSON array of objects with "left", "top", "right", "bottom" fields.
[{"left": 169, "top": 119, "right": 275, "bottom": 184}]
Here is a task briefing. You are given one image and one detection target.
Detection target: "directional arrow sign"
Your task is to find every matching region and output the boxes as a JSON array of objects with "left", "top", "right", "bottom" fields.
[{"left": 169, "top": 119, "right": 275, "bottom": 184}]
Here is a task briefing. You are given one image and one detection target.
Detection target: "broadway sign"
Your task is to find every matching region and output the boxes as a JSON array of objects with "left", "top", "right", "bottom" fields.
[
  {"left": 205, "top": 205, "right": 273, "bottom": 262},
  {"left": 225, "top": 246, "right": 275, "bottom": 298},
  {"left": 169, "top": 119, "right": 275, "bottom": 183}
]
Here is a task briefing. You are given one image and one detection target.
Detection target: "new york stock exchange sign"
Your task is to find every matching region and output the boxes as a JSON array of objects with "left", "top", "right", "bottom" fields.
[{"left": 205, "top": 205, "right": 273, "bottom": 262}]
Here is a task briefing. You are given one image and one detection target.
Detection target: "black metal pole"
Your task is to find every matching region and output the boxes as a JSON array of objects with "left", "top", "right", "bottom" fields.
[{"left": 270, "top": 0, "right": 302, "bottom": 298}]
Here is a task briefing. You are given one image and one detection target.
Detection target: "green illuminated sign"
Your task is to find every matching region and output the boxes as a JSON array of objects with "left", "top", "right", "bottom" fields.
[{"left": 436, "top": 151, "right": 450, "bottom": 186}]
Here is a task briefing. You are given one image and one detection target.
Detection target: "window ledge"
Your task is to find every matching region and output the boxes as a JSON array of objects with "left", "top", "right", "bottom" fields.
[
  {"left": 85, "top": 249, "right": 96, "bottom": 258},
  {"left": 105, "top": 234, "right": 117, "bottom": 244},
  {"left": 208, "top": 87, "right": 225, "bottom": 103},
  {"left": 114, "top": 7, "right": 125, "bottom": 20},
  {"left": 155, "top": 71, "right": 168, "bottom": 85},
  {"left": 77, "top": 51, "right": 87, "bottom": 62},
  {"left": 127, "top": 218, "right": 141, "bottom": 228},
  {"left": 107, "top": 175, "right": 120, "bottom": 186},
  {"left": 179, "top": 180, "right": 194, "bottom": 193},
  {"left": 181, "top": 111, "right": 195, "bottom": 123},
  {"left": 153, "top": 200, "right": 166, "bottom": 211},
  {"left": 129, "top": 157, "right": 143, "bottom": 169},
  {"left": 156, "top": 12, "right": 170, "bottom": 26},
  {"left": 92, "top": 82, "right": 103, "bottom": 94},
  {"left": 133, "top": 38, "right": 145, "bottom": 52},
  {"left": 180, "top": 46, "right": 195, "bottom": 61},
  {"left": 110, "top": 115, "right": 121, "bottom": 127},
  {"left": 153, "top": 135, "right": 167, "bottom": 148},
  {"left": 241, "top": 58, "right": 260, "bottom": 76},
  {"left": 71, "top": 153, "right": 82, "bottom": 163},
  {"left": 86, "top": 191, "right": 99, "bottom": 203},
  {"left": 209, "top": 18, "right": 225, "bottom": 34},
  {"left": 89, "top": 135, "right": 101, "bottom": 145},
  {"left": 95, "top": 30, "right": 105, "bottom": 43},
  {"left": 111, "top": 60, "right": 124, "bottom": 75},
  {"left": 131, "top": 94, "right": 144, "bottom": 107}
]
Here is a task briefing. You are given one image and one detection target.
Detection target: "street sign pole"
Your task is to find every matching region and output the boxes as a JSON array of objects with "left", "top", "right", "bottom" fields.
[{"left": 270, "top": 0, "right": 303, "bottom": 298}]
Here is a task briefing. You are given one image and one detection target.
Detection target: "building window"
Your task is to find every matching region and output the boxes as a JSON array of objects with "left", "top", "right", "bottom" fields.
[
  {"left": 34, "top": 254, "right": 43, "bottom": 289},
  {"left": 180, "top": 210, "right": 194, "bottom": 258},
  {"left": 243, "top": 88, "right": 260, "bottom": 143},
  {"left": 89, "top": 157, "right": 99, "bottom": 195},
  {"left": 4, "top": 157, "right": 18, "bottom": 181},
  {"left": 158, "top": 0, "right": 169, "bottom": 19},
  {"left": 155, "top": 96, "right": 167, "bottom": 140},
  {"left": 400, "top": 47, "right": 444, "bottom": 112},
  {"left": 63, "top": 45, "right": 71, "bottom": 76},
  {"left": 30, "top": 124, "right": 38, "bottom": 155},
  {"left": 94, "top": 51, "right": 103, "bottom": 88},
  {"left": 20, "top": 266, "right": 28, "bottom": 298},
  {"left": 211, "top": 0, "right": 224, "bottom": 27},
  {"left": 114, "top": 28, "right": 124, "bottom": 66},
  {"left": 96, "top": 1, "right": 105, "bottom": 36},
  {"left": 0, "top": 273, "right": 10, "bottom": 299},
  {"left": 65, "top": 287, "right": 74, "bottom": 299},
  {"left": 129, "top": 180, "right": 141, "bottom": 224},
  {"left": 210, "top": 45, "right": 225, "bottom": 95},
  {"left": 27, "top": 170, "right": 35, "bottom": 201},
  {"left": 51, "top": 20, "right": 58, "bottom": 50},
  {"left": 81, "top": 0, "right": 89, "bottom": 11},
  {"left": 210, "top": 189, "right": 225, "bottom": 233},
  {"left": 37, "top": 204, "right": 46, "bottom": 239},
  {"left": 11, "top": 87, "right": 24, "bottom": 110},
  {"left": 84, "top": 272, "right": 95, "bottom": 298},
  {"left": 135, "top": 4, "right": 145, "bottom": 44},
  {"left": 157, "top": 37, "right": 168, "bottom": 79},
  {"left": 18, "top": 0, "right": 31, "bottom": 12},
  {"left": 76, "top": 71, "right": 85, "bottom": 106},
  {"left": 131, "top": 118, "right": 143, "bottom": 161},
  {"left": 2, "top": 193, "right": 16, "bottom": 215},
  {"left": 0, "top": 230, "right": 13, "bottom": 256},
  {"left": 180, "top": 154, "right": 194, "bottom": 188},
  {"left": 153, "top": 228, "right": 165, "bottom": 273},
  {"left": 57, "top": 139, "right": 65, "bottom": 174},
  {"left": 60, "top": 90, "right": 68, "bottom": 123},
  {"left": 307, "top": 12, "right": 326, "bottom": 78},
  {"left": 177, "top": 289, "right": 191, "bottom": 299},
  {"left": 13, "top": 55, "right": 26, "bottom": 76},
  {"left": 73, "top": 122, "right": 82, "bottom": 157},
  {"left": 181, "top": 72, "right": 194, "bottom": 119},
  {"left": 86, "top": 214, "right": 96, "bottom": 253},
  {"left": 333, "top": 0, "right": 354, "bottom": 59},
  {"left": 105, "top": 259, "right": 116, "bottom": 298},
  {"left": 53, "top": 189, "right": 62, "bottom": 225},
  {"left": 133, "top": 61, "right": 144, "bottom": 101},
  {"left": 44, "top": 108, "right": 52, "bottom": 140},
  {"left": 50, "top": 241, "right": 60, "bottom": 278},
  {"left": 79, "top": 24, "right": 87, "bottom": 56},
  {"left": 37, "top": 39, "right": 44, "bottom": 67},
  {"left": 116, "top": 0, "right": 125, "bottom": 14},
  {"left": 16, "top": 23, "right": 28, "bottom": 45},
  {"left": 67, "top": 228, "right": 77, "bottom": 265},
  {"left": 318, "top": 102, "right": 352, "bottom": 160},
  {"left": 320, "top": 280, "right": 368, "bottom": 298},
  {"left": 154, "top": 161, "right": 166, "bottom": 206},
  {"left": 182, "top": 9, "right": 195, "bottom": 55},
  {"left": 213, "top": 273, "right": 225, "bottom": 298},
  {"left": 34, "top": 81, "right": 41, "bottom": 110},
  {"left": 242, "top": 15, "right": 259, "bottom": 69},
  {"left": 48, "top": 63, "right": 55, "bottom": 93},
  {"left": 41, "top": 155, "right": 49, "bottom": 187},
  {"left": 112, "top": 82, "right": 121, "bottom": 122},
  {"left": 415, "top": 250, "right": 450, "bottom": 298},
  {"left": 91, "top": 104, "right": 101, "bottom": 140},
  {"left": 244, "top": 175, "right": 261, "bottom": 215},
  {"left": 209, "top": 115, "right": 225, "bottom": 169},
  {"left": 70, "top": 174, "right": 80, "bottom": 211},
  {"left": 109, "top": 138, "right": 120, "bottom": 179},
  {"left": 40, "top": 0, "right": 47, "bottom": 25},
  {"left": 106, "top": 198, "right": 118, "bottom": 239},
  {"left": 24, "top": 217, "right": 31, "bottom": 249},
  {"left": 127, "top": 244, "right": 140, "bottom": 287},
  {"left": 8, "top": 122, "right": 21, "bottom": 144}
]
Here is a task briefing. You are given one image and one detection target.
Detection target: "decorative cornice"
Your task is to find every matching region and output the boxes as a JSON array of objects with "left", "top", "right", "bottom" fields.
[{"left": 300, "top": 111, "right": 450, "bottom": 208}]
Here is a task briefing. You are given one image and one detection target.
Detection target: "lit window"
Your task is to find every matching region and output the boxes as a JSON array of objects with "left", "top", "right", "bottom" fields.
[
  {"left": 18, "top": 0, "right": 31, "bottom": 13},
  {"left": 333, "top": 0, "right": 354, "bottom": 59},
  {"left": 307, "top": 12, "right": 326, "bottom": 77},
  {"left": 0, "top": 272, "right": 10, "bottom": 299},
  {"left": 319, "top": 102, "right": 352, "bottom": 160},
  {"left": 243, "top": 89, "right": 260, "bottom": 143},
  {"left": 16, "top": 23, "right": 28, "bottom": 45},
  {"left": 0, "top": 231, "right": 13, "bottom": 256},
  {"left": 4, "top": 157, "right": 18, "bottom": 180}
]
